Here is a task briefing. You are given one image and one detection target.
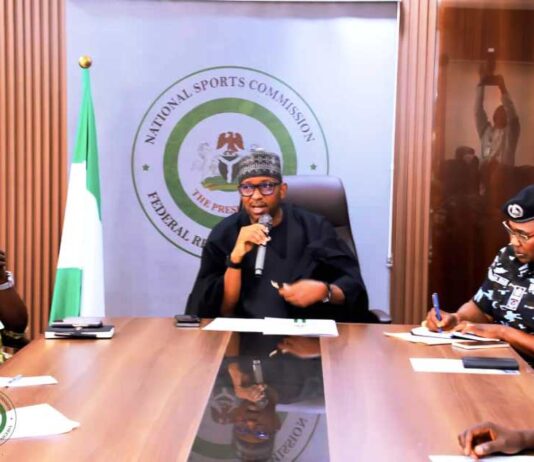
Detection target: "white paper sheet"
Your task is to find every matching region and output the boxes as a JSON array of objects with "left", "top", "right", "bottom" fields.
[
  {"left": 8, "top": 404, "right": 79, "bottom": 438},
  {"left": 203, "top": 317, "right": 339, "bottom": 336},
  {"left": 0, "top": 376, "right": 58, "bottom": 388},
  {"left": 263, "top": 317, "right": 338, "bottom": 337},
  {"left": 410, "top": 358, "right": 519, "bottom": 375},
  {"left": 202, "top": 318, "right": 265, "bottom": 333},
  {"left": 61, "top": 316, "right": 103, "bottom": 325},
  {"left": 412, "top": 326, "right": 498, "bottom": 342},
  {"left": 411, "top": 326, "right": 454, "bottom": 339},
  {"left": 430, "top": 456, "right": 534, "bottom": 461},
  {"left": 384, "top": 332, "right": 456, "bottom": 345}
]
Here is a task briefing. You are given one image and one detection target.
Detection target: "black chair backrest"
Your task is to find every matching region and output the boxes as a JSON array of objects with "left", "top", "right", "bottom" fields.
[
  {"left": 283, "top": 175, "right": 358, "bottom": 257},
  {"left": 284, "top": 175, "right": 390, "bottom": 323}
]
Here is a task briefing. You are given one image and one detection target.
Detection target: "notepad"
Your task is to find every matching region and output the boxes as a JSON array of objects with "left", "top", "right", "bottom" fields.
[
  {"left": 384, "top": 332, "right": 456, "bottom": 345},
  {"left": 45, "top": 325, "right": 114, "bottom": 339},
  {"left": 452, "top": 340, "right": 509, "bottom": 350},
  {"left": 411, "top": 326, "right": 499, "bottom": 342},
  {"left": 263, "top": 317, "right": 338, "bottom": 337}
]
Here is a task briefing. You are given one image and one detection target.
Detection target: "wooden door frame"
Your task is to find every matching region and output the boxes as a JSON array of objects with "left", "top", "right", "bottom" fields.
[{"left": 390, "top": 0, "right": 439, "bottom": 323}]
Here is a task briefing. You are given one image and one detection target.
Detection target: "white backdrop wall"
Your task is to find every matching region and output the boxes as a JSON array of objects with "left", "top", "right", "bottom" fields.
[{"left": 66, "top": 0, "right": 398, "bottom": 316}]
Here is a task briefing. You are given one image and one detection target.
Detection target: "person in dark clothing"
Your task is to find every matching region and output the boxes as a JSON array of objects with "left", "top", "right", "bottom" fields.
[
  {"left": 187, "top": 150, "right": 372, "bottom": 322},
  {"left": 0, "top": 250, "right": 29, "bottom": 354},
  {"left": 426, "top": 185, "right": 534, "bottom": 363},
  {"left": 441, "top": 145, "right": 480, "bottom": 198}
]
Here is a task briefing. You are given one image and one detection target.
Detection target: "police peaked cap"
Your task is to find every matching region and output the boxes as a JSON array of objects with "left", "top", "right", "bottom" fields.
[{"left": 503, "top": 185, "right": 534, "bottom": 223}]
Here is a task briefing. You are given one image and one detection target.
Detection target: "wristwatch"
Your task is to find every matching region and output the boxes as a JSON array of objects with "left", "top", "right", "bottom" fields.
[
  {"left": 0, "top": 272, "right": 14, "bottom": 291},
  {"left": 321, "top": 282, "right": 332, "bottom": 304},
  {"left": 226, "top": 255, "right": 242, "bottom": 269}
]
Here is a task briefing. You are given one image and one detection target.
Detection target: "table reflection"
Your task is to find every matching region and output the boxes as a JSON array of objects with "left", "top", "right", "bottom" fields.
[{"left": 188, "top": 333, "right": 329, "bottom": 461}]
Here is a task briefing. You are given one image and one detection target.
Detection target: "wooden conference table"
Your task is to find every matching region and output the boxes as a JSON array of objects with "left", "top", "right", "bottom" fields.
[{"left": 0, "top": 318, "right": 533, "bottom": 461}]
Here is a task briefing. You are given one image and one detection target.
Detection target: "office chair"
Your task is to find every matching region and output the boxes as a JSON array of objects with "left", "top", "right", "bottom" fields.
[{"left": 283, "top": 175, "right": 391, "bottom": 323}]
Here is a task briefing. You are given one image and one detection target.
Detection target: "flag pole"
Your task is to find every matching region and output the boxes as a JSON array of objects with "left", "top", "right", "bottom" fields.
[
  {"left": 79, "top": 55, "right": 92, "bottom": 69},
  {"left": 50, "top": 55, "right": 105, "bottom": 322}
]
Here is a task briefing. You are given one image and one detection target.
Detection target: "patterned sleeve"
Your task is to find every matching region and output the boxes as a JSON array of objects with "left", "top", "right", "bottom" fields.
[
  {"left": 475, "top": 85, "right": 489, "bottom": 138},
  {"left": 472, "top": 249, "right": 505, "bottom": 317}
]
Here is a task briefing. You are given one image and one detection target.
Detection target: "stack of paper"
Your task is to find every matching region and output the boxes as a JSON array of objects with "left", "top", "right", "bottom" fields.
[
  {"left": 203, "top": 317, "right": 338, "bottom": 337},
  {"left": 385, "top": 326, "right": 500, "bottom": 346},
  {"left": 384, "top": 332, "right": 455, "bottom": 345},
  {"left": 9, "top": 404, "right": 79, "bottom": 438},
  {"left": 45, "top": 325, "right": 114, "bottom": 339},
  {"left": 411, "top": 326, "right": 498, "bottom": 342}
]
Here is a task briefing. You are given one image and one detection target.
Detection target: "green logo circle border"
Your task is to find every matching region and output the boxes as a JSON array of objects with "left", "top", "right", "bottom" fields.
[
  {"left": 0, "top": 392, "right": 15, "bottom": 444},
  {"left": 0, "top": 403, "right": 6, "bottom": 434},
  {"left": 191, "top": 414, "right": 321, "bottom": 459},
  {"left": 164, "top": 97, "right": 296, "bottom": 228},
  {"left": 131, "top": 65, "right": 329, "bottom": 255}
]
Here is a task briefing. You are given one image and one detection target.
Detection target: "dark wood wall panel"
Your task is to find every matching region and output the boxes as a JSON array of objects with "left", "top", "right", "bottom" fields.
[
  {"left": 391, "top": 0, "right": 438, "bottom": 323},
  {"left": 0, "top": 0, "right": 67, "bottom": 338},
  {"left": 441, "top": 9, "right": 534, "bottom": 63}
]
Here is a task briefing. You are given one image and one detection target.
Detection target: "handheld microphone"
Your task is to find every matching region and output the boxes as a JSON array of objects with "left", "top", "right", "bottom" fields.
[
  {"left": 252, "top": 359, "right": 268, "bottom": 409},
  {"left": 254, "top": 213, "right": 272, "bottom": 277},
  {"left": 252, "top": 359, "right": 264, "bottom": 384}
]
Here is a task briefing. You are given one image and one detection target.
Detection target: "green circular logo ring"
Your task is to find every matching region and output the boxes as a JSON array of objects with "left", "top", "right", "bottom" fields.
[
  {"left": 0, "top": 403, "right": 6, "bottom": 434},
  {"left": 0, "top": 392, "right": 16, "bottom": 444},
  {"left": 163, "top": 97, "right": 297, "bottom": 228},
  {"left": 191, "top": 413, "right": 321, "bottom": 460}
]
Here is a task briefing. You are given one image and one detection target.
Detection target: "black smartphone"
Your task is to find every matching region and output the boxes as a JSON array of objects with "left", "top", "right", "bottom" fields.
[
  {"left": 462, "top": 356, "right": 519, "bottom": 371},
  {"left": 174, "top": 314, "right": 200, "bottom": 328}
]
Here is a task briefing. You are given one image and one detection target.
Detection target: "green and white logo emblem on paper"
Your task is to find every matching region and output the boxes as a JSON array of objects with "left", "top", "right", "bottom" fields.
[
  {"left": 132, "top": 66, "right": 328, "bottom": 256},
  {"left": 0, "top": 392, "right": 16, "bottom": 444}
]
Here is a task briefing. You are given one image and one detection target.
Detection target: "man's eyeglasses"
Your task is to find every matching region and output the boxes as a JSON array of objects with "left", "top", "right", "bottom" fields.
[
  {"left": 238, "top": 182, "right": 280, "bottom": 197},
  {"left": 502, "top": 220, "right": 534, "bottom": 244},
  {"left": 234, "top": 424, "right": 272, "bottom": 440}
]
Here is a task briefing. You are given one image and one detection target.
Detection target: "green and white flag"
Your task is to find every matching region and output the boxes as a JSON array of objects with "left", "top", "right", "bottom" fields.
[{"left": 50, "top": 66, "right": 104, "bottom": 322}]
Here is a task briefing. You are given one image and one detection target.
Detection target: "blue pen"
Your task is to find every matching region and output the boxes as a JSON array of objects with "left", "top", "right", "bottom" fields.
[{"left": 432, "top": 292, "right": 443, "bottom": 333}]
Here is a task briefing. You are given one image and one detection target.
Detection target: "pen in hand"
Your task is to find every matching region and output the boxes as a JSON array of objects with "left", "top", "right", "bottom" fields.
[
  {"left": 270, "top": 345, "right": 292, "bottom": 357},
  {"left": 432, "top": 292, "right": 443, "bottom": 333},
  {"left": 269, "top": 348, "right": 281, "bottom": 358}
]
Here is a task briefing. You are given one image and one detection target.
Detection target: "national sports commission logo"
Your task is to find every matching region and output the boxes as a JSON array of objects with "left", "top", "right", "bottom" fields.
[
  {"left": 0, "top": 392, "right": 15, "bottom": 444},
  {"left": 132, "top": 66, "right": 328, "bottom": 256}
]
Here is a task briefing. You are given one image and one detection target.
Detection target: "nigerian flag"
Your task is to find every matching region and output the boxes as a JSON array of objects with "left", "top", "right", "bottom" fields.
[{"left": 50, "top": 65, "right": 104, "bottom": 322}]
